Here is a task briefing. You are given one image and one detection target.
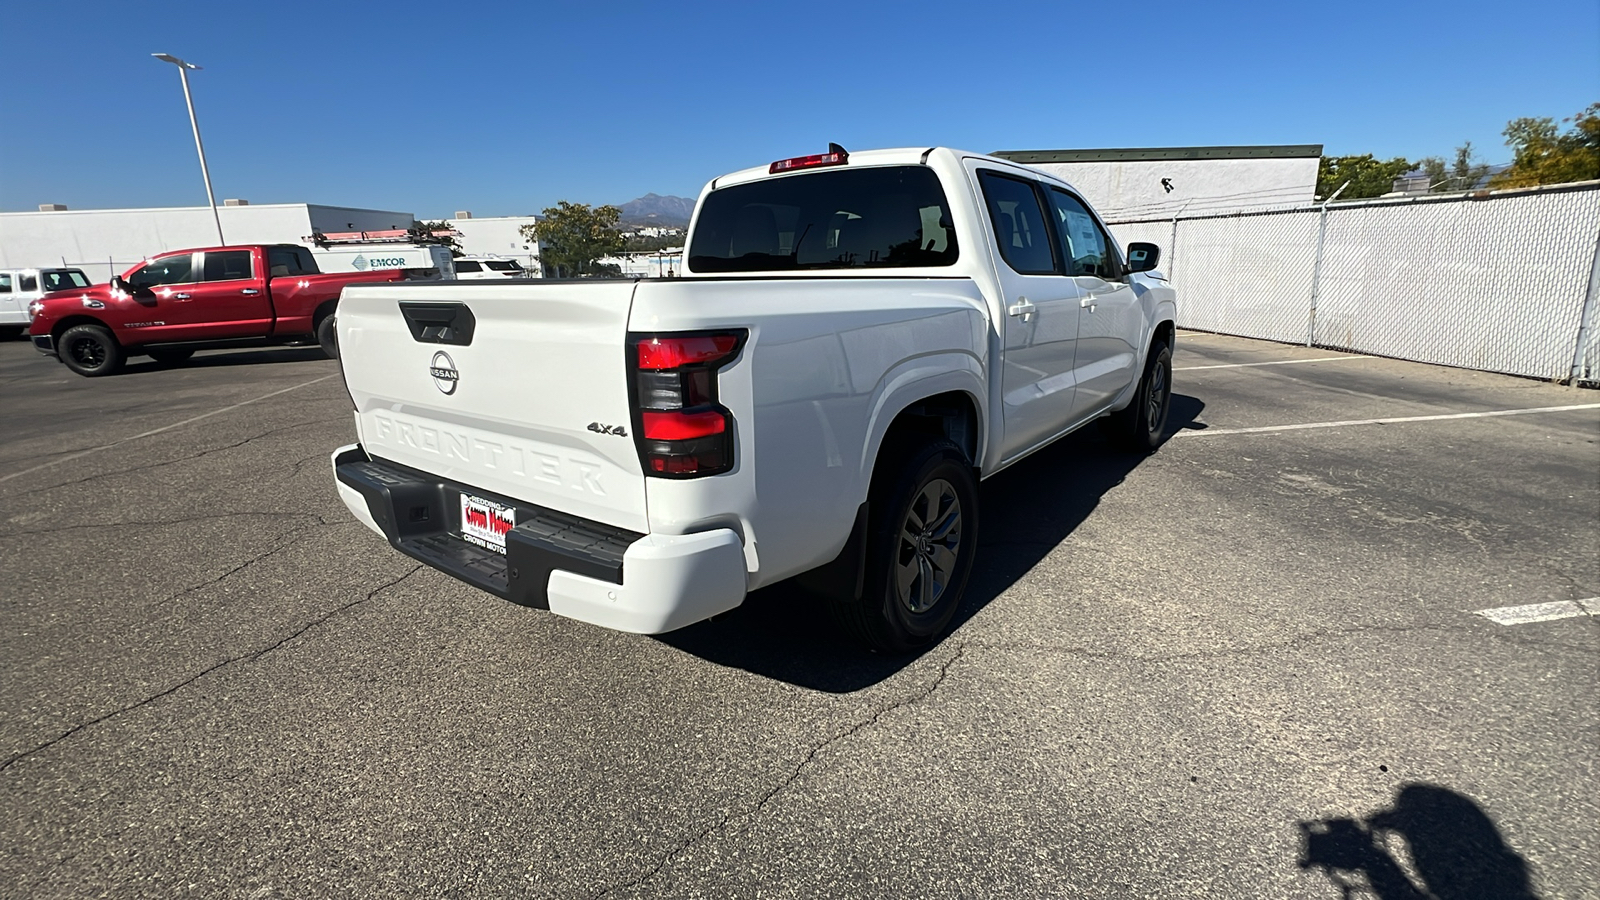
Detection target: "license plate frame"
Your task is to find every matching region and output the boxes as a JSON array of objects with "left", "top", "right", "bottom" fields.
[{"left": 459, "top": 492, "right": 515, "bottom": 554}]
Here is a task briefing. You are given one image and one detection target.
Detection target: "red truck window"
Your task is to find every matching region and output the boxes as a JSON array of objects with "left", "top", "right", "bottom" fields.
[{"left": 203, "top": 250, "right": 254, "bottom": 282}]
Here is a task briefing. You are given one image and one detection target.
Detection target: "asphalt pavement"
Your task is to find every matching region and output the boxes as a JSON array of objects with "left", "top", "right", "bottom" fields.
[{"left": 0, "top": 330, "right": 1595, "bottom": 899}]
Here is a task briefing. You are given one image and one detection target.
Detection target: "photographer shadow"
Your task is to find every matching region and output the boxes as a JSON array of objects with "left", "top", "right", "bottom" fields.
[
  {"left": 656, "top": 394, "right": 1206, "bottom": 692},
  {"left": 1298, "top": 782, "right": 1539, "bottom": 900}
]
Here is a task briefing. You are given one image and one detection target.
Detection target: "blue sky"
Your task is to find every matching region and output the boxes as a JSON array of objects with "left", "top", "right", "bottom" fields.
[{"left": 2, "top": 0, "right": 1596, "bottom": 218}]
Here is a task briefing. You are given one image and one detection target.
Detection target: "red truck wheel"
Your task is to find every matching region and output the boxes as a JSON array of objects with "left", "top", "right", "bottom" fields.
[
  {"left": 317, "top": 314, "right": 338, "bottom": 360},
  {"left": 59, "top": 324, "right": 125, "bottom": 377}
]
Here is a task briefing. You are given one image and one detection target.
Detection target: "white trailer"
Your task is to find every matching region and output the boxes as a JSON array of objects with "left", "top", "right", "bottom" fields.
[{"left": 312, "top": 244, "right": 455, "bottom": 280}]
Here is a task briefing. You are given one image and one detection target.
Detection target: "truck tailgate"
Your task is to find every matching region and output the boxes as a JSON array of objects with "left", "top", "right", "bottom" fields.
[{"left": 337, "top": 281, "right": 648, "bottom": 534}]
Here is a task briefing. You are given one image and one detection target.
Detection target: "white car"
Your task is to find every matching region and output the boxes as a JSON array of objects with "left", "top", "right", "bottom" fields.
[
  {"left": 332, "top": 146, "right": 1176, "bottom": 651},
  {"left": 1, "top": 266, "right": 92, "bottom": 339},
  {"left": 452, "top": 256, "right": 529, "bottom": 280}
]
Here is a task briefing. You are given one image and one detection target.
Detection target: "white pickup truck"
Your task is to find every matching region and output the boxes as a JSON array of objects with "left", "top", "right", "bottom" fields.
[{"left": 331, "top": 146, "right": 1176, "bottom": 651}]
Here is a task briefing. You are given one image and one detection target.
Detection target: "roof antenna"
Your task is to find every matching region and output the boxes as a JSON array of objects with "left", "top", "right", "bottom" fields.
[{"left": 829, "top": 142, "right": 847, "bottom": 156}]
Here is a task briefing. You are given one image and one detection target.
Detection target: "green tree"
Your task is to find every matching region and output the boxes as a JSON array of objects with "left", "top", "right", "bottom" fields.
[
  {"left": 1317, "top": 154, "right": 1414, "bottom": 200},
  {"left": 520, "top": 202, "right": 626, "bottom": 278},
  {"left": 1492, "top": 103, "right": 1600, "bottom": 188},
  {"left": 408, "top": 220, "right": 463, "bottom": 256},
  {"left": 624, "top": 232, "right": 684, "bottom": 253},
  {"left": 1417, "top": 141, "right": 1491, "bottom": 193}
]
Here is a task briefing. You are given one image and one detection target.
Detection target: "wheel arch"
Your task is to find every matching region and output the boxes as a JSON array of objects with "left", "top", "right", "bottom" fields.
[{"left": 52, "top": 315, "right": 118, "bottom": 344}]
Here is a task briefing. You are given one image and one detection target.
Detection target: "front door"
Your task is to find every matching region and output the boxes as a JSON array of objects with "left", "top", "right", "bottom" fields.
[
  {"left": 122, "top": 253, "right": 207, "bottom": 342},
  {"left": 971, "top": 166, "right": 1084, "bottom": 463},
  {"left": 1045, "top": 188, "right": 1142, "bottom": 416}
]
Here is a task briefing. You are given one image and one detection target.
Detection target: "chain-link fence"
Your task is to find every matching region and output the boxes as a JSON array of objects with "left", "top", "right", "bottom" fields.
[{"left": 1107, "top": 181, "right": 1600, "bottom": 383}]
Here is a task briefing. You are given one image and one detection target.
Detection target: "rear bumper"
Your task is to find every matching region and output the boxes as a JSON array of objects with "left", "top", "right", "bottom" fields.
[{"left": 331, "top": 444, "right": 747, "bottom": 634}]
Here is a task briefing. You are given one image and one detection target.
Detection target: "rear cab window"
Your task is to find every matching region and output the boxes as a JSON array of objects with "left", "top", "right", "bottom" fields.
[
  {"left": 688, "top": 165, "right": 958, "bottom": 272},
  {"left": 267, "top": 246, "right": 320, "bottom": 277}
]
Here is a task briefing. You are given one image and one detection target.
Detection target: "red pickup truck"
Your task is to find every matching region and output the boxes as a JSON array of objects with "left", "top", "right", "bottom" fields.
[{"left": 28, "top": 244, "right": 406, "bottom": 377}]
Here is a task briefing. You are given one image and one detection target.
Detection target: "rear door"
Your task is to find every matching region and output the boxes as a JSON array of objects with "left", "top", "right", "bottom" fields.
[
  {"left": 183, "top": 249, "right": 273, "bottom": 337},
  {"left": 970, "top": 165, "right": 1084, "bottom": 462},
  {"left": 1044, "top": 188, "right": 1141, "bottom": 415},
  {"left": 0, "top": 273, "right": 19, "bottom": 323},
  {"left": 338, "top": 281, "right": 649, "bottom": 533}
]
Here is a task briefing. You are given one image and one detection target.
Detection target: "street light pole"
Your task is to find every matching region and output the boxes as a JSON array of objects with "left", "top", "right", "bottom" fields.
[{"left": 152, "top": 53, "right": 224, "bottom": 245}]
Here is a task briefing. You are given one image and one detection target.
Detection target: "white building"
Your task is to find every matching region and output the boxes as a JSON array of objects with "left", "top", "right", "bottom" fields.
[
  {"left": 0, "top": 202, "right": 414, "bottom": 282},
  {"left": 993, "top": 144, "right": 1323, "bottom": 221},
  {"left": 442, "top": 213, "right": 543, "bottom": 277}
]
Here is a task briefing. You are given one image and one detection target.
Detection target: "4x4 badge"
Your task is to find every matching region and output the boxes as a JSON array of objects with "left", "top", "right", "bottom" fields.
[
  {"left": 430, "top": 351, "right": 459, "bottom": 395},
  {"left": 587, "top": 422, "right": 628, "bottom": 437}
]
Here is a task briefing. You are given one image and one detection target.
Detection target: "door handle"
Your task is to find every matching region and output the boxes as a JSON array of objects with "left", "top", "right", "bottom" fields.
[
  {"left": 1080, "top": 296, "right": 1096, "bottom": 312},
  {"left": 173, "top": 293, "right": 192, "bottom": 300},
  {"left": 241, "top": 288, "right": 259, "bottom": 295},
  {"left": 1006, "top": 297, "right": 1035, "bottom": 322}
]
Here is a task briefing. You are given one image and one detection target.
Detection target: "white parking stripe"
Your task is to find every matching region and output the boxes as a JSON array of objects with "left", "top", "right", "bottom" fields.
[
  {"left": 1171, "top": 403, "right": 1600, "bottom": 438},
  {"left": 0, "top": 373, "right": 339, "bottom": 485},
  {"left": 1475, "top": 600, "right": 1595, "bottom": 625},
  {"left": 1175, "top": 356, "right": 1369, "bottom": 371}
]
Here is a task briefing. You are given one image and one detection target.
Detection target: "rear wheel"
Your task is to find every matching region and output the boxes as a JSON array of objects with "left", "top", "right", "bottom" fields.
[
  {"left": 147, "top": 348, "right": 194, "bottom": 366},
  {"left": 316, "top": 313, "right": 338, "bottom": 359},
  {"left": 831, "top": 438, "right": 979, "bottom": 653},
  {"left": 59, "top": 324, "right": 124, "bottom": 377},
  {"left": 1109, "top": 339, "right": 1172, "bottom": 452}
]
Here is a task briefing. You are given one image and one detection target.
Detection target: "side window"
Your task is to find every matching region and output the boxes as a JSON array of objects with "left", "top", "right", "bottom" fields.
[
  {"left": 978, "top": 171, "right": 1057, "bottom": 275},
  {"left": 20, "top": 274, "right": 37, "bottom": 292},
  {"left": 1047, "top": 189, "right": 1121, "bottom": 279},
  {"left": 269, "top": 248, "right": 305, "bottom": 278},
  {"left": 203, "top": 250, "right": 254, "bottom": 282},
  {"left": 127, "top": 254, "right": 195, "bottom": 289},
  {"left": 0, "top": 274, "right": 11, "bottom": 293},
  {"left": 455, "top": 260, "right": 483, "bottom": 273}
]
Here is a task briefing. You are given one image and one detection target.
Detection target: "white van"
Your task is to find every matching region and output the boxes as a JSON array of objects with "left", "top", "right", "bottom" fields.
[
  {"left": 452, "top": 255, "right": 530, "bottom": 280},
  {"left": 0, "top": 267, "right": 92, "bottom": 339}
]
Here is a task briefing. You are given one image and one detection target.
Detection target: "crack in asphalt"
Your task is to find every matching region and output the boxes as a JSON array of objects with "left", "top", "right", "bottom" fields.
[
  {"left": 963, "top": 619, "right": 1599, "bottom": 661},
  {"left": 5, "top": 416, "right": 347, "bottom": 498},
  {"left": 589, "top": 644, "right": 968, "bottom": 899},
  {"left": 0, "top": 566, "right": 423, "bottom": 774},
  {"left": 0, "top": 510, "right": 323, "bottom": 538}
]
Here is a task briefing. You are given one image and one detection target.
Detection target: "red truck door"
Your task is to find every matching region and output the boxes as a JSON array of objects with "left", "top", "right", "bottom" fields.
[{"left": 182, "top": 249, "right": 273, "bottom": 338}]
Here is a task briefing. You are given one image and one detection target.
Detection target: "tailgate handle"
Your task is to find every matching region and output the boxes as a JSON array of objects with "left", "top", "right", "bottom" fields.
[{"left": 399, "top": 301, "right": 476, "bottom": 346}]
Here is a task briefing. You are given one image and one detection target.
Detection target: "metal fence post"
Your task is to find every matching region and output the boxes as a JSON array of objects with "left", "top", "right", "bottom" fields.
[
  {"left": 1569, "top": 221, "right": 1600, "bottom": 384},
  {"left": 1305, "top": 181, "right": 1350, "bottom": 347},
  {"left": 1166, "top": 201, "right": 1190, "bottom": 285}
]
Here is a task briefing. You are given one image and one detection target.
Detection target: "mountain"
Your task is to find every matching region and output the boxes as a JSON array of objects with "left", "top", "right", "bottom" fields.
[{"left": 619, "top": 193, "right": 695, "bottom": 227}]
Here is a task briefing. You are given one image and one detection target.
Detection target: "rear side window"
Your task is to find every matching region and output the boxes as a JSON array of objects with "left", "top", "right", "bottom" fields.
[
  {"left": 19, "top": 274, "right": 37, "bottom": 291},
  {"left": 484, "top": 260, "right": 519, "bottom": 272},
  {"left": 689, "top": 165, "right": 958, "bottom": 272},
  {"left": 455, "top": 260, "right": 483, "bottom": 273},
  {"left": 203, "top": 250, "right": 254, "bottom": 281},
  {"left": 0, "top": 275, "right": 11, "bottom": 293},
  {"left": 978, "top": 171, "right": 1056, "bottom": 275}
]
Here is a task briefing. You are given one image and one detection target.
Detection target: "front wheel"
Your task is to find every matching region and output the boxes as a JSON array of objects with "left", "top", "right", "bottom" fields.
[
  {"left": 58, "top": 324, "right": 125, "bottom": 377},
  {"left": 316, "top": 313, "right": 338, "bottom": 360},
  {"left": 831, "top": 438, "right": 979, "bottom": 653},
  {"left": 1109, "top": 340, "right": 1172, "bottom": 453}
]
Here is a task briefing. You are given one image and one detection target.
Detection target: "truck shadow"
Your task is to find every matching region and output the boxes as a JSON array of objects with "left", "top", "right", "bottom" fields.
[
  {"left": 119, "top": 347, "right": 331, "bottom": 374},
  {"left": 655, "top": 393, "right": 1206, "bottom": 692},
  {"left": 1297, "top": 782, "right": 1540, "bottom": 899}
]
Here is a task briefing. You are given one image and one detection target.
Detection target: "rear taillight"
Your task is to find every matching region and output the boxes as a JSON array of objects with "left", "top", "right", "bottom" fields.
[{"left": 629, "top": 331, "right": 746, "bottom": 478}]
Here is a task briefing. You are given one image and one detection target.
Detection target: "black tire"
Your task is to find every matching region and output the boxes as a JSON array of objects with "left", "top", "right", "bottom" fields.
[
  {"left": 832, "top": 438, "right": 979, "bottom": 653},
  {"left": 58, "top": 324, "right": 125, "bottom": 377},
  {"left": 1109, "top": 339, "right": 1172, "bottom": 453},
  {"left": 147, "top": 348, "right": 194, "bottom": 366},
  {"left": 0, "top": 325, "right": 23, "bottom": 341},
  {"left": 316, "top": 313, "right": 338, "bottom": 360}
]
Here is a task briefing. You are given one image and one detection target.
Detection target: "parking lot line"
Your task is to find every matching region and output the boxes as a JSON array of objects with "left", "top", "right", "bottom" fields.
[
  {"left": 1174, "top": 355, "right": 1370, "bottom": 371},
  {"left": 1171, "top": 403, "right": 1600, "bottom": 438},
  {"left": 1475, "top": 600, "right": 1596, "bottom": 625},
  {"left": 0, "top": 373, "right": 339, "bottom": 485}
]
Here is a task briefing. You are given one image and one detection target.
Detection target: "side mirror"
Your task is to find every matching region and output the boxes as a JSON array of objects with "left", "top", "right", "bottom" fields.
[
  {"left": 1126, "top": 242, "right": 1161, "bottom": 273},
  {"left": 109, "top": 275, "right": 129, "bottom": 293}
]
